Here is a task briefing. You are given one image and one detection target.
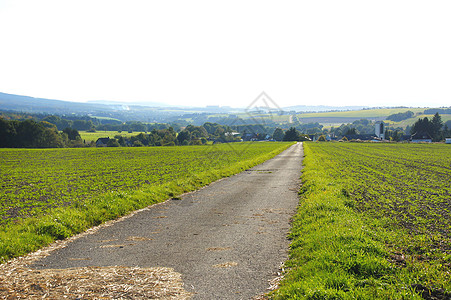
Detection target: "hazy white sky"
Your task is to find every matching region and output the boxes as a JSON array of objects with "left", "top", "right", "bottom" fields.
[{"left": 1, "top": 0, "right": 450, "bottom": 108}]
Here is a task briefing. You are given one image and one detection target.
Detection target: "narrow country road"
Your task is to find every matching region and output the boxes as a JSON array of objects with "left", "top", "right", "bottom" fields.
[{"left": 32, "top": 142, "right": 303, "bottom": 299}]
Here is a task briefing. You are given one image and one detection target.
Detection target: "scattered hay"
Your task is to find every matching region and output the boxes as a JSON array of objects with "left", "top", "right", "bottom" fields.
[
  {"left": 127, "top": 236, "right": 152, "bottom": 241},
  {"left": 212, "top": 262, "right": 238, "bottom": 268},
  {"left": 0, "top": 205, "right": 192, "bottom": 299},
  {"left": 0, "top": 266, "right": 192, "bottom": 299}
]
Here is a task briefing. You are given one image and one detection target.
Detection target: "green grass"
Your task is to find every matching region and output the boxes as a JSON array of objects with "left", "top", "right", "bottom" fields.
[
  {"left": 0, "top": 142, "right": 293, "bottom": 263},
  {"left": 272, "top": 142, "right": 450, "bottom": 299},
  {"left": 78, "top": 130, "right": 147, "bottom": 142}
]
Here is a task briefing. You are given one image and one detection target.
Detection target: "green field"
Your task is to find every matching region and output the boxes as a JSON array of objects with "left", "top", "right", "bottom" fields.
[
  {"left": 0, "top": 142, "right": 292, "bottom": 262},
  {"left": 235, "top": 107, "right": 451, "bottom": 128},
  {"left": 273, "top": 142, "right": 451, "bottom": 299},
  {"left": 385, "top": 114, "right": 451, "bottom": 128},
  {"left": 297, "top": 108, "right": 425, "bottom": 119},
  {"left": 78, "top": 130, "right": 147, "bottom": 142}
]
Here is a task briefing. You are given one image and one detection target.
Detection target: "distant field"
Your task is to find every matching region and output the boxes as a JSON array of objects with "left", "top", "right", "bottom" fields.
[
  {"left": 235, "top": 113, "right": 291, "bottom": 123},
  {"left": 386, "top": 114, "right": 451, "bottom": 128},
  {"left": 297, "top": 108, "right": 425, "bottom": 119},
  {"left": 235, "top": 108, "right": 445, "bottom": 127},
  {"left": 79, "top": 131, "right": 146, "bottom": 142},
  {"left": 274, "top": 143, "right": 451, "bottom": 299},
  {"left": 0, "top": 142, "right": 292, "bottom": 262}
]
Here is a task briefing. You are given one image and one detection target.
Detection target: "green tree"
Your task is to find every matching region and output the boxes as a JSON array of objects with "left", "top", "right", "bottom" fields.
[
  {"left": 411, "top": 115, "right": 444, "bottom": 141},
  {"left": 411, "top": 117, "right": 433, "bottom": 138},
  {"left": 283, "top": 127, "right": 300, "bottom": 141},
  {"left": 40, "top": 128, "right": 64, "bottom": 148},
  {"left": 185, "top": 125, "right": 208, "bottom": 138},
  {"left": 177, "top": 130, "right": 191, "bottom": 145},
  {"left": 344, "top": 127, "right": 358, "bottom": 135},
  {"left": 431, "top": 113, "right": 444, "bottom": 141},
  {"left": 63, "top": 128, "right": 81, "bottom": 141},
  {"left": 385, "top": 129, "right": 403, "bottom": 142},
  {"left": 72, "top": 120, "right": 94, "bottom": 131},
  {"left": 107, "top": 139, "right": 120, "bottom": 147},
  {"left": 272, "top": 128, "right": 284, "bottom": 141},
  {"left": 117, "top": 136, "right": 126, "bottom": 146},
  {"left": 0, "top": 118, "right": 16, "bottom": 147}
]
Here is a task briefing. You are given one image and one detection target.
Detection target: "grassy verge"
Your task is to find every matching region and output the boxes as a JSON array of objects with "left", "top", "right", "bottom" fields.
[
  {"left": 271, "top": 142, "right": 450, "bottom": 299},
  {"left": 0, "top": 142, "right": 293, "bottom": 263}
]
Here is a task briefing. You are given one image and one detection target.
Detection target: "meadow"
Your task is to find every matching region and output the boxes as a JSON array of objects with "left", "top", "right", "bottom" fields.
[
  {"left": 273, "top": 142, "right": 451, "bottom": 299},
  {"left": 0, "top": 142, "right": 292, "bottom": 262},
  {"left": 78, "top": 130, "right": 147, "bottom": 142},
  {"left": 297, "top": 108, "right": 425, "bottom": 119}
]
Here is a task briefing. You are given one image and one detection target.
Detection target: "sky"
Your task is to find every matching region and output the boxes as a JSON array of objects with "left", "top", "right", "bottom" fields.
[{"left": 0, "top": 0, "right": 450, "bottom": 108}]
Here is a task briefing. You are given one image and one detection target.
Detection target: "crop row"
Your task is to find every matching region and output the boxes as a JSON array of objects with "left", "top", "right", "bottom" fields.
[
  {"left": 0, "top": 143, "right": 287, "bottom": 224},
  {"left": 312, "top": 143, "right": 451, "bottom": 239},
  {"left": 273, "top": 142, "right": 450, "bottom": 299}
]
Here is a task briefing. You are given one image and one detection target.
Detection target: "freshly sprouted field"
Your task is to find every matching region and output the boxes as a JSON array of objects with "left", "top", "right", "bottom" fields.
[
  {"left": 273, "top": 143, "right": 451, "bottom": 299},
  {"left": 0, "top": 142, "right": 292, "bottom": 262}
]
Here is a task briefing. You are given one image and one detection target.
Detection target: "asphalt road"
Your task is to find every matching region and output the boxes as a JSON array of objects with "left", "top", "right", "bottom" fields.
[{"left": 32, "top": 142, "right": 303, "bottom": 299}]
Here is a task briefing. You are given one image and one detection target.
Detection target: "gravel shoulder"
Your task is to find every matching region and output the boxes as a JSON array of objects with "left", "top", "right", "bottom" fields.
[{"left": 26, "top": 142, "right": 303, "bottom": 299}]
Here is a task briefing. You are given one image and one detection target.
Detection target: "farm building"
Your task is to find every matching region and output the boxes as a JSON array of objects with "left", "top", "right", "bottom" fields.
[
  {"left": 410, "top": 133, "right": 432, "bottom": 143},
  {"left": 342, "top": 134, "right": 374, "bottom": 141},
  {"left": 96, "top": 137, "right": 110, "bottom": 146},
  {"left": 446, "top": 138, "right": 451, "bottom": 144},
  {"left": 375, "top": 122, "right": 385, "bottom": 139}
]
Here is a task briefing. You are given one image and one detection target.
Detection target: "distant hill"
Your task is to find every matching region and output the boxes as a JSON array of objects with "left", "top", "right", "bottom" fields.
[
  {"left": 0, "top": 92, "right": 250, "bottom": 123},
  {"left": 0, "top": 92, "right": 120, "bottom": 114},
  {"left": 1, "top": 91, "right": 449, "bottom": 127},
  {"left": 0, "top": 91, "right": 368, "bottom": 121},
  {"left": 284, "top": 105, "right": 367, "bottom": 112}
]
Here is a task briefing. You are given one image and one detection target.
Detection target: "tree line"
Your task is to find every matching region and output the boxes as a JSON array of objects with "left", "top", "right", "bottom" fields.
[
  {"left": 410, "top": 113, "right": 450, "bottom": 141},
  {"left": 0, "top": 119, "right": 76, "bottom": 148}
]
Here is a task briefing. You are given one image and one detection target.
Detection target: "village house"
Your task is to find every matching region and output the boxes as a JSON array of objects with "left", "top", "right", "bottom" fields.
[{"left": 96, "top": 137, "right": 110, "bottom": 146}]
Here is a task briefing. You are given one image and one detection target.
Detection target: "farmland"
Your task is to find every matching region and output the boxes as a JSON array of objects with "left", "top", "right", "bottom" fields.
[
  {"left": 385, "top": 113, "right": 451, "bottom": 128},
  {"left": 273, "top": 143, "right": 451, "bottom": 299},
  {"left": 78, "top": 130, "right": 147, "bottom": 143},
  {"left": 0, "top": 142, "right": 292, "bottom": 262},
  {"left": 297, "top": 107, "right": 426, "bottom": 119}
]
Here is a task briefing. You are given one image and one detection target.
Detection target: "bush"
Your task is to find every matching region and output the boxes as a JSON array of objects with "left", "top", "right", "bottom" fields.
[{"left": 107, "top": 139, "right": 120, "bottom": 147}]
